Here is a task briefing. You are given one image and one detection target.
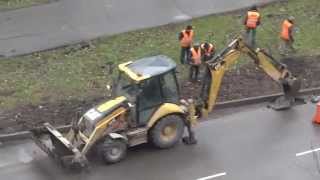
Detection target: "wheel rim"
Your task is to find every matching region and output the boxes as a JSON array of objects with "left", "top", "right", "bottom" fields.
[
  {"left": 107, "top": 146, "right": 122, "bottom": 160},
  {"left": 160, "top": 124, "right": 177, "bottom": 142}
]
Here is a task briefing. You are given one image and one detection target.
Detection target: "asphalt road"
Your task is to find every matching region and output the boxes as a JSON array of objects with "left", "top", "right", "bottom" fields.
[
  {"left": 1, "top": 102, "right": 320, "bottom": 180},
  {"left": 0, "top": 0, "right": 277, "bottom": 57}
]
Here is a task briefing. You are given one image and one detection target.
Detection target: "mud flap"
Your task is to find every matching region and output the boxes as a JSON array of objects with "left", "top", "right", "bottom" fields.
[{"left": 31, "top": 123, "right": 88, "bottom": 168}]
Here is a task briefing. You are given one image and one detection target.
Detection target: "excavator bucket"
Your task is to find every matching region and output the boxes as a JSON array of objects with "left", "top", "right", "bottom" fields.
[
  {"left": 31, "top": 123, "right": 87, "bottom": 168},
  {"left": 268, "top": 77, "right": 303, "bottom": 110}
]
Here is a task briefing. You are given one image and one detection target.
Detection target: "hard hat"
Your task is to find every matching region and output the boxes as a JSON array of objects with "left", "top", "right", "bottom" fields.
[
  {"left": 204, "top": 42, "right": 210, "bottom": 48},
  {"left": 186, "top": 25, "right": 193, "bottom": 30},
  {"left": 288, "top": 16, "right": 295, "bottom": 21},
  {"left": 250, "top": 5, "right": 258, "bottom": 11}
]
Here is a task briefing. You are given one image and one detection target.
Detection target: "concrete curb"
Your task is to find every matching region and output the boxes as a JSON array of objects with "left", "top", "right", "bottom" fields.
[
  {"left": 215, "top": 87, "right": 320, "bottom": 109},
  {"left": 0, "top": 87, "right": 319, "bottom": 142}
]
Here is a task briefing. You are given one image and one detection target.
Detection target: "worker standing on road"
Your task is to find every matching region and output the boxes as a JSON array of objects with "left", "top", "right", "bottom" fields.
[
  {"left": 279, "top": 16, "right": 295, "bottom": 55},
  {"left": 188, "top": 43, "right": 202, "bottom": 82},
  {"left": 200, "top": 42, "right": 215, "bottom": 62},
  {"left": 179, "top": 25, "right": 194, "bottom": 64},
  {"left": 243, "top": 5, "right": 261, "bottom": 47}
]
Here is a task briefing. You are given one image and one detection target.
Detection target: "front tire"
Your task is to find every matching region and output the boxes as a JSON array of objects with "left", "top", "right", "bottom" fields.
[
  {"left": 150, "top": 115, "right": 185, "bottom": 149},
  {"left": 98, "top": 138, "right": 127, "bottom": 164}
]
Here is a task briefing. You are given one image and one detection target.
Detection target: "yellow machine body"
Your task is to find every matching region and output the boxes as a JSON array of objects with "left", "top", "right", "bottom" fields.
[
  {"left": 200, "top": 37, "right": 300, "bottom": 116},
  {"left": 31, "top": 38, "right": 300, "bottom": 168}
]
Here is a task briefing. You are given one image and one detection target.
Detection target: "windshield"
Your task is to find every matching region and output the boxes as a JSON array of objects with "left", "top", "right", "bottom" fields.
[{"left": 113, "top": 73, "right": 139, "bottom": 99}]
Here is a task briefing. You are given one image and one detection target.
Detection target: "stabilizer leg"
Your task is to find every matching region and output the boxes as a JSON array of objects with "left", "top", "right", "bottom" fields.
[{"left": 268, "top": 95, "right": 306, "bottom": 110}]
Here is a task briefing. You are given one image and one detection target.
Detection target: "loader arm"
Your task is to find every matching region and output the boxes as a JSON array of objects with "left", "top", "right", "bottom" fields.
[{"left": 199, "top": 37, "right": 300, "bottom": 116}]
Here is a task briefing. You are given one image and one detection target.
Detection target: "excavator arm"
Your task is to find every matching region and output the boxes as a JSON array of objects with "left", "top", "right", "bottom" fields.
[{"left": 199, "top": 37, "right": 301, "bottom": 116}]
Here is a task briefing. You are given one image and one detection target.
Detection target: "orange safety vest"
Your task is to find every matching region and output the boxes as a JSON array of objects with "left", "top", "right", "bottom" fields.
[
  {"left": 180, "top": 30, "right": 194, "bottom": 47},
  {"left": 246, "top": 11, "right": 260, "bottom": 28},
  {"left": 201, "top": 43, "right": 215, "bottom": 56},
  {"left": 281, "top": 19, "right": 293, "bottom": 40},
  {"left": 190, "top": 47, "right": 201, "bottom": 65}
]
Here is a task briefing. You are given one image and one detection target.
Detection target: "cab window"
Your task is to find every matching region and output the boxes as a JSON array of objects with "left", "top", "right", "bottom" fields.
[
  {"left": 138, "top": 77, "right": 162, "bottom": 110},
  {"left": 160, "top": 71, "right": 179, "bottom": 103}
]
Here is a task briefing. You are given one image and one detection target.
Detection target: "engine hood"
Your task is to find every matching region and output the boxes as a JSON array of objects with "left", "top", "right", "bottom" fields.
[{"left": 83, "top": 96, "right": 127, "bottom": 125}]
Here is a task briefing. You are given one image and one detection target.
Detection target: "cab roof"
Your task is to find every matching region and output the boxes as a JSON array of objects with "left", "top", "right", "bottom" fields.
[{"left": 118, "top": 55, "right": 176, "bottom": 82}]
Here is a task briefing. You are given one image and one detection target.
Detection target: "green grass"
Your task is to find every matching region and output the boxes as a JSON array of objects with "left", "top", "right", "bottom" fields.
[
  {"left": 0, "top": 0, "right": 49, "bottom": 11},
  {"left": 0, "top": 0, "right": 319, "bottom": 109}
]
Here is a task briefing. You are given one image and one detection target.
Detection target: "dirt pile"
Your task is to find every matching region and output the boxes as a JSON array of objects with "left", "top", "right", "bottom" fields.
[
  {"left": 181, "top": 55, "right": 320, "bottom": 101},
  {"left": 0, "top": 56, "right": 319, "bottom": 134},
  {"left": 0, "top": 96, "right": 104, "bottom": 134},
  {"left": 281, "top": 56, "right": 320, "bottom": 89}
]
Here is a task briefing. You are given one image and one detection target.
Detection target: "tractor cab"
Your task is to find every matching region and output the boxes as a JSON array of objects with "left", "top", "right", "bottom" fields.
[{"left": 116, "top": 55, "right": 180, "bottom": 126}]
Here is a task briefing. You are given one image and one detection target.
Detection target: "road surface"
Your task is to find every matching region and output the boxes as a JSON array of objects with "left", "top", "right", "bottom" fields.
[
  {"left": 0, "top": 0, "right": 277, "bottom": 57},
  {"left": 1, "top": 102, "right": 320, "bottom": 180}
]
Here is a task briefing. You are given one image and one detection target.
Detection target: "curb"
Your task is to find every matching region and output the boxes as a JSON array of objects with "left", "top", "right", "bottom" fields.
[
  {"left": 215, "top": 87, "right": 320, "bottom": 109},
  {"left": 1, "top": 87, "right": 319, "bottom": 142}
]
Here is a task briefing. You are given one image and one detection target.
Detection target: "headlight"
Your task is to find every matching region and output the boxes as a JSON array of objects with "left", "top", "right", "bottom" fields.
[
  {"left": 84, "top": 108, "right": 103, "bottom": 121},
  {"left": 81, "top": 108, "right": 104, "bottom": 136}
]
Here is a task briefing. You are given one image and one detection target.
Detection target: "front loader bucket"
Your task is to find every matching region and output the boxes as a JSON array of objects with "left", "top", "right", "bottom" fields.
[
  {"left": 268, "top": 77, "right": 304, "bottom": 110},
  {"left": 31, "top": 123, "right": 87, "bottom": 168}
]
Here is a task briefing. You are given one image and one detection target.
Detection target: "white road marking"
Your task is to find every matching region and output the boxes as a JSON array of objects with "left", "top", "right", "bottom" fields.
[
  {"left": 197, "top": 172, "right": 227, "bottom": 180},
  {"left": 0, "top": 161, "right": 16, "bottom": 168},
  {"left": 296, "top": 148, "right": 320, "bottom": 157}
]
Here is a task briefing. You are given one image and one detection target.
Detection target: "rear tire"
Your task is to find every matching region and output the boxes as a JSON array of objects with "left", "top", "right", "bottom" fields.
[
  {"left": 98, "top": 138, "right": 127, "bottom": 164},
  {"left": 150, "top": 115, "right": 185, "bottom": 149}
]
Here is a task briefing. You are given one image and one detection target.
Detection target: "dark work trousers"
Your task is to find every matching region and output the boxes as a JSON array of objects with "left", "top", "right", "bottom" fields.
[
  {"left": 180, "top": 46, "right": 191, "bottom": 64},
  {"left": 245, "top": 28, "right": 257, "bottom": 48},
  {"left": 279, "top": 39, "right": 295, "bottom": 55},
  {"left": 189, "top": 65, "right": 200, "bottom": 81}
]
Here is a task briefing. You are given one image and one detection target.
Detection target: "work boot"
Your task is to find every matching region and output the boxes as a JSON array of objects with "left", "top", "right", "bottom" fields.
[
  {"left": 182, "top": 128, "right": 197, "bottom": 145},
  {"left": 182, "top": 136, "right": 197, "bottom": 145}
]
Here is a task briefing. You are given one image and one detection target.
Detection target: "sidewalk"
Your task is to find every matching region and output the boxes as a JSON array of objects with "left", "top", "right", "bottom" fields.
[{"left": 0, "top": 0, "right": 276, "bottom": 57}]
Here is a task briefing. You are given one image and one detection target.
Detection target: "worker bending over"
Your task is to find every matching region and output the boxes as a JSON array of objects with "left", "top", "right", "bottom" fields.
[
  {"left": 179, "top": 25, "right": 194, "bottom": 64},
  {"left": 243, "top": 5, "right": 261, "bottom": 47},
  {"left": 279, "top": 16, "right": 295, "bottom": 55},
  {"left": 201, "top": 42, "right": 215, "bottom": 62},
  {"left": 188, "top": 43, "right": 202, "bottom": 82}
]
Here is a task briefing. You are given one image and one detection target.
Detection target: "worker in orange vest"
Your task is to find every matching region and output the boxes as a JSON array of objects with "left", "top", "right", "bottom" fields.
[
  {"left": 200, "top": 42, "right": 215, "bottom": 62},
  {"left": 179, "top": 25, "right": 194, "bottom": 64},
  {"left": 188, "top": 43, "right": 202, "bottom": 82},
  {"left": 243, "top": 5, "right": 261, "bottom": 47},
  {"left": 279, "top": 16, "right": 295, "bottom": 55}
]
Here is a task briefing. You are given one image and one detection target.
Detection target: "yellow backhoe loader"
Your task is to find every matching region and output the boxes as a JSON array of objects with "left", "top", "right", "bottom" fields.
[{"left": 31, "top": 37, "right": 301, "bottom": 168}]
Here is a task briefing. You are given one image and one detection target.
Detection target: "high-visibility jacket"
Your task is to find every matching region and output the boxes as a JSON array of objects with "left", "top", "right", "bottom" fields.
[
  {"left": 180, "top": 30, "right": 194, "bottom": 47},
  {"left": 246, "top": 11, "right": 260, "bottom": 28},
  {"left": 281, "top": 19, "right": 293, "bottom": 40},
  {"left": 190, "top": 47, "right": 201, "bottom": 65},
  {"left": 201, "top": 43, "right": 215, "bottom": 56}
]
